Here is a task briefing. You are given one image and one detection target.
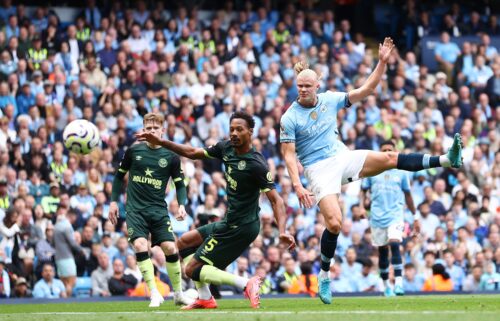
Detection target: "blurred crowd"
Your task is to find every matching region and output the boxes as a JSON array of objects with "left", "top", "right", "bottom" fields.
[{"left": 0, "top": 0, "right": 499, "bottom": 299}]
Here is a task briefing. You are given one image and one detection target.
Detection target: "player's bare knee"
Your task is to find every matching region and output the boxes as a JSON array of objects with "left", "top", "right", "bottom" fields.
[
  {"left": 133, "top": 238, "right": 148, "bottom": 252},
  {"left": 326, "top": 220, "right": 341, "bottom": 234},
  {"left": 161, "top": 241, "right": 177, "bottom": 255}
]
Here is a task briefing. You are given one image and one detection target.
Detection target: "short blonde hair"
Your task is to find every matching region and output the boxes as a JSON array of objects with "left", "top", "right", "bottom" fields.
[{"left": 143, "top": 113, "right": 165, "bottom": 125}]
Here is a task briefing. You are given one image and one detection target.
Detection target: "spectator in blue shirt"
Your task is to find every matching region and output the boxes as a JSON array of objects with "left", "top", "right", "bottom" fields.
[
  {"left": 403, "top": 263, "right": 425, "bottom": 292},
  {"left": 33, "top": 263, "right": 67, "bottom": 298},
  {"left": 434, "top": 32, "right": 461, "bottom": 81}
]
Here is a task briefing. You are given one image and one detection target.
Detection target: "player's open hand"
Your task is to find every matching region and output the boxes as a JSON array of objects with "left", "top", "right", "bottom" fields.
[
  {"left": 135, "top": 130, "right": 161, "bottom": 145},
  {"left": 379, "top": 37, "right": 395, "bottom": 64},
  {"left": 279, "top": 233, "right": 296, "bottom": 252},
  {"left": 176, "top": 205, "right": 187, "bottom": 221},
  {"left": 109, "top": 202, "right": 119, "bottom": 225},
  {"left": 295, "top": 184, "right": 315, "bottom": 209}
]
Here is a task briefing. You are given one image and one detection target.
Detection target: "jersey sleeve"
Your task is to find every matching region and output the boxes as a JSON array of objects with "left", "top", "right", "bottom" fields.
[
  {"left": 326, "top": 90, "right": 351, "bottom": 111},
  {"left": 401, "top": 172, "right": 411, "bottom": 192},
  {"left": 279, "top": 113, "right": 295, "bottom": 143},
  {"left": 361, "top": 177, "right": 371, "bottom": 191},
  {"left": 203, "top": 141, "right": 225, "bottom": 159},
  {"left": 169, "top": 155, "right": 185, "bottom": 183},
  {"left": 117, "top": 147, "right": 133, "bottom": 174},
  {"left": 254, "top": 160, "right": 275, "bottom": 193}
]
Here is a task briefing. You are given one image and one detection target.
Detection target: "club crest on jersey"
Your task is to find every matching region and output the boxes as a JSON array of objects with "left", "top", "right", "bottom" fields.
[
  {"left": 158, "top": 158, "right": 168, "bottom": 168},
  {"left": 266, "top": 172, "right": 273, "bottom": 182},
  {"left": 310, "top": 111, "right": 318, "bottom": 120},
  {"left": 238, "top": 160, "right": 246, "bottom": 170},
  {"left": 136, "top": 156, "right": 142, "bottom": 160},
  {"left": 127, "top": 227, "right": 134, "bottom": 237}
]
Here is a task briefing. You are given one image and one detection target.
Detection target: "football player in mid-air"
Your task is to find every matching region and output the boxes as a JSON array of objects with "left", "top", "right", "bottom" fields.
[{"left": 280, "top": 37, "right": 462, "bottom": 304}]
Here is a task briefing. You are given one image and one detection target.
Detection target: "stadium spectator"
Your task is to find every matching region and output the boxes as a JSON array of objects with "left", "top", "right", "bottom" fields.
[
  {"left": 32, "top": 263, "right": 67, "bottom": 298},
  {"left": 108, "top": 258, "right": 137, "bottom": 296},
  {"left": 91, "top": 252, "right": 112, "bottom": 297},
  {"left": 422, "top": 263, "right": 454, "bottom": 292}
]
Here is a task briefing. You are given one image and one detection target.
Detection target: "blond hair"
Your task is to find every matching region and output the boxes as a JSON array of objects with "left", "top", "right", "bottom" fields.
[
  {"left": 294, "top": 61, "right": 310, "bottom": 75},
  {"left": 143, "top": 113, "right": 165, "bottom": 124},
  {"left": 294, "top": 61, "right": 322, "bottom": 81}
]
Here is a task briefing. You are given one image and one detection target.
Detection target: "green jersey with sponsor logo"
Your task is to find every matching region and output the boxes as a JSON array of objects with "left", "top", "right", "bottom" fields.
[
  {"left": 204, "top": 140, "right": 275, "bottom": 226},
  {"left": 117, "top": 143, "right": 184, "bottom": 213}
]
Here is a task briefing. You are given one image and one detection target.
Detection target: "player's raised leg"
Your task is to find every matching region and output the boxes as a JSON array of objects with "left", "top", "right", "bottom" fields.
[
  {"left": 317, "top": 194, "right": 343, "bottom": 304},
  {"left": 359, "top": 133, "right": 463, "bottom": 178}
]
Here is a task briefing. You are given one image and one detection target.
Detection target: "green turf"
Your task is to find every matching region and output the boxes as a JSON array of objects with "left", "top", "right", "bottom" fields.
[{"left": 1, "top": 295, "right": 499, "bottom": 321}]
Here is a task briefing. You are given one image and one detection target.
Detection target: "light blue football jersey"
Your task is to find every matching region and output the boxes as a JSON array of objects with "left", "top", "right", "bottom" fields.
[
  {"left": 361, "top": 169, "right": 411, "bottom": 228},
  {"left": 280, "top": 91, "right": 350, "bottom": 168}
]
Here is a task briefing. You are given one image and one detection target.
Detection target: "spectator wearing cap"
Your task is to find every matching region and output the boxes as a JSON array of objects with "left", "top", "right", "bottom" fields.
[
  {"left": 70, "top": 184, "right": 96, "bottom": 220},
  {"left": 12, "top": 276, "right": 32, "bottom": 298},
  {"left": 33, "top": 263, "right": 66, "bottom": 298},
  {"left": 41, "top": 182, "right": 60, "bottom": 216},
  {"left": 30, "top": 70, "right": 44, "bottom": 96},
  {"left": 54, "top": 206, "right": 84, "bottom": 296},
  {"left": 27, "top": 35, "right": 47, "bottom": 71},
  {"left": 16, "top": 83, "right": 35, "bottom": 116},
  {"left": 101, "top": 232, "right": 118, "bottom": 262}
]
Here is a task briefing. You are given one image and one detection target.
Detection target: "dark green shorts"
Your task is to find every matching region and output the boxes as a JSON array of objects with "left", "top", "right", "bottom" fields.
[
  {"left": 126, "top": 210, "right": 175, "bottom": 246},
  {"left": 194, "top": 220, "right": 260, "bottom": 269}
]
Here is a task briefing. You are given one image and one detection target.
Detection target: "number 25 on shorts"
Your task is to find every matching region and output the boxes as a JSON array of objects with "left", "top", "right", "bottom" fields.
[{"left": 204, "top": 238, "right": 218, "bottom": 252}]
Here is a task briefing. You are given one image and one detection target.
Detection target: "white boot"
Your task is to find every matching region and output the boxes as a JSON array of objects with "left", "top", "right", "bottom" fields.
[{"left": 149, "top": 289, "right": 164, "bottom": 308}]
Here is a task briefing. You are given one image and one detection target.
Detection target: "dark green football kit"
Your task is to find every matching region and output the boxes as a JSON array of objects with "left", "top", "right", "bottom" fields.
[{"left": 195, "top": 140, "right": 275, "bottom": 269}]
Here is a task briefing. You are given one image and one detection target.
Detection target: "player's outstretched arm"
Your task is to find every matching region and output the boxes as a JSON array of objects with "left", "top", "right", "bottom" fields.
[
  {"left": 348, "top": 37, "right": 395, "bottom": 104},
  {"left": 281, "top": 142, "right": 314, "bottom": 208},
  {"left": 265, "top": 189, "right": 296, "bottom": 251},
  {"left": 135, "top": 131, "right": 206, "bottom": 159}
]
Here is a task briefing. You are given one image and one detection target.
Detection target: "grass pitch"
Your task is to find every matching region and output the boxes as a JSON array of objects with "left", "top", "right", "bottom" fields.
[{"left": 1, "top": 295, "right": 499, "bottom": 321}]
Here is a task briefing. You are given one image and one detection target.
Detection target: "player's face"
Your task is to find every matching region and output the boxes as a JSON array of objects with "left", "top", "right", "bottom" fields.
[
  {"left": 380, "top": 144, "right": 394, "bottom": 153},
  {"left": 296, "top": 74, "right": 319, "bottom": 105},
  {"left": 143, "top": 120, "right": 164, "bottom": 140},
  {"left": 229, "top": 118, "right": 252, "bottom": 147}
]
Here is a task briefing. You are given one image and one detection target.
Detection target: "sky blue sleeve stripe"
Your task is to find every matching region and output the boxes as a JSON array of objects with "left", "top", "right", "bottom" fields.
[{"left": 423, "top": 154, "right": 430, "bottom": 169}]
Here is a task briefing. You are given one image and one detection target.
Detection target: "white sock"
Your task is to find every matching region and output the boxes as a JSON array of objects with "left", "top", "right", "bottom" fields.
[
  {"left": 235, "top": 276, "right": 248, "bottom": 291},
  {"left": 197, "top": 284, "right": 212, "bottom": 300},
  {"left": 439, "top": 155, "right": 451, "bottom": 167},
  {"left": 319, "top": 270, "right": 329, "bottom": 279},
  {"left": 395, "top": 276, "right": 403, "bottom": 287},
  {"left": 383, "top": 279, "right": 391, "bottom": 289}
]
